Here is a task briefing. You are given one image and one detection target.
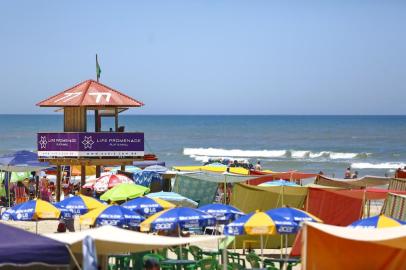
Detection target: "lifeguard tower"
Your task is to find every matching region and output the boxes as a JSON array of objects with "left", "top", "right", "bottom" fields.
[{"left": 36, "top": 79, "right": 151, "bottom": 201}]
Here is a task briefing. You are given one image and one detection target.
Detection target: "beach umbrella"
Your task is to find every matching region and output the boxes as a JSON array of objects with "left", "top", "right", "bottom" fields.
[
  {"left": 225, "top": 211, "right": 297, "bottom": 263},
  {"left": 100, "top": 183, "right": 150, "bottom": 202},
  {"left": 140, "top": 207, "right": 216, "bottom": 232},
  {"left": 122, "top": 197, "right": 175, "bottom": 217},
  {"left": 146, "top": 191, "right": 198, "bottom": 208},
  {"left": 265, "top": 207, "right": 322, "bottom": 257},
  {"left": 349, "top": 214, "right": 406, "bottom": 229},
  {"left": 259, "top": 180, "right": 300, "bottom": 187},
  {"left": 93, "top": 174, "right": 134, "bottom": 192},
  {"left": 80, "top": 205, "right": 145, "bottom": 228},
  {"left": 109, "top": 165, "right": 142, "bottom": 174},
  {"left": 0, "top": 150, "right": 49, "bottom": 172},
  {"left": 1, "top": 199, "right": 61, "bottom": 233},
  {"left": 54, "top": 195, "right": 105, "bottom": 216},
  {"left": 198, "top": 203, "right": 244, "bottom": 222},
  {"left": 143, "top": 165, "right": 168, "bottom": 173}
]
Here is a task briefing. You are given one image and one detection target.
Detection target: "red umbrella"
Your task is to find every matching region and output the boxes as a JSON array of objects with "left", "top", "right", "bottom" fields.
[{"left": 93, "top": 174, "right": 134, "bottom": 192}]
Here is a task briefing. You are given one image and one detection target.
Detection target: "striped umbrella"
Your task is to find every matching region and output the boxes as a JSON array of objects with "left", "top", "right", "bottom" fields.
[
  {"left": 80, "top": 205, "right": 145, "bottom": 228},
  {"left": 122, "top": 197, "right": 175, "bottom": 217},
  {"left": 349, "top": 214, "right": 406, "bottom": 229},
  {"left": 140, "top": 207, "right": 216, "bottom": 232},
  {"left": 94, "top": 174, "right": 134, "bottom": 192},
  {"left": 54, "top": 195, "right": 105, "bottom": 216}
]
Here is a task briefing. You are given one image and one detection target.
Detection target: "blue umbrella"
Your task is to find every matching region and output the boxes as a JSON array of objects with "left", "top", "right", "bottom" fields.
[
  {"left": 54, "top": 195, "right": 105, "bottom": 216},
  {"left": 80, "top": 205, "right": 145, "bottom": 228},
  {"left": 140, "top": 207, "right": 216, "bottom": 232},
  {"left": 198, "top": 203, "right": 244, "bottom": 222},
  {"left": 259, "top": 180, "right": 300, "bottom": 187},
  {"left": 0, "top": 222, "right": 69, "bottom": 267},
  {"left": 0, "top": 150, "right": 49, "bottom": 172},
  {"left": 146, "top": 191, "right": 198, "bottom": 208},
  {"left": 348, "top": 214, "right": 406, "bottom": 229},
  {"left": 122, "top": 196, "right": 175, "bottom": 217},
  {"left": 265, "top": 207, "right": 322, "bottom": 233},
  {"left": 1, "top": 199, "right": 60, "bottom": 221}
]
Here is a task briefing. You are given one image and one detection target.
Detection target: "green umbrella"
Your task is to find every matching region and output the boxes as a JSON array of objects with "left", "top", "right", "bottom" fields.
[{"left": 100, "top": 183, "right": 150, "bottom": 202}]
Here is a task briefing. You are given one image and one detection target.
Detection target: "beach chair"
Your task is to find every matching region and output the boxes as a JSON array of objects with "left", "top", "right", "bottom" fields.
[
  {"left": 173, "top": 246, "right": 190, "bottom": 260},
  {"left": 197, "top": 258, "right": 218, "bottom": 270},
  {"left": 246, "top": 252, "right": 277, "bottom": 270},
  {"left": 189, "top": 245, "right": 204, "bottom": 260},
  {"left": 142, "top": 253, "right": 174, "bottom": 270}
]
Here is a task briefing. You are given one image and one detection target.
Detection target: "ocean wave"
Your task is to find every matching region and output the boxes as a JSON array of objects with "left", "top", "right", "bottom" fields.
[
  {"left": 351, "top": 162, "right": 405, "bottom": 169},
  {"left": 183, "top": 147, "right": 369, "bottom": 160}
]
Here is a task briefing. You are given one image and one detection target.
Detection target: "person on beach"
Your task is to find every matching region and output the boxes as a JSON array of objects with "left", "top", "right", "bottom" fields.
[
  {"left": 39, "top": 176, "right": 51, "bottom": 201},
  {"left": 14, "top": 181, "right": 28, "bottom": 204},
  {"left": 352, "top": 171, "right": 359, "bottom": 179},
  {"left": 254, "top": 161, "right": 262, "bottom": 171},
  {"left": 344, "top": 167, "right": 351, "bottom": 179}
]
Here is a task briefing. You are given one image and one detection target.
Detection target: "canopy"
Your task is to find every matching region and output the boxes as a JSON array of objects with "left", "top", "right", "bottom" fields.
[
  {"left": 46, "top": 225, "right": 223, "bottom": 255},
  {"left": 100, "top": 183, "right": 150, "bottom": 202},
  {"left": 0, "top": 222, "right": 69, "bottom": 267},
  {"left": 143, "top": 165, "right": 169, "bottom": 173},
  {"left": 314, "top": 175, "right": 390, "bottom": 188},
  {"left": 302, "top": 222, "right": 406, "bottom": 270},
  {"left": 36, "top": 79, "right": 144, "bottom": 107},
  {"left": 0, "top": 150, "right": 49, "bottom": 172}
]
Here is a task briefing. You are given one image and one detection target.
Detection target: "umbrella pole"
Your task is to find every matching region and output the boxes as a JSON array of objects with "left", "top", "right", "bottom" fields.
[
  {"left": 178, "top": 226, "right": 183, "bottom": 259},
  {"left": 280, "top": 235, "right": 283, "bottom": 259},
  {"left": 36, "top": 220, "right": 38, "bottom": 234},
  {"left": 224, "top": 174, "right": 227, "bottom": 204},
  {"left": 223, "top": 236, "right": 228, "bottom": 270},
  {"left": 260, "top": 235, "right": 264, "bottom": 267},
  {"left": 285, "top": 234, "right": 288, "bottom": 259}
]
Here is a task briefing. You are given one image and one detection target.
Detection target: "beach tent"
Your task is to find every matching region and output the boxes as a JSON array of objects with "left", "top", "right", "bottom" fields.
[
  {"left": 46, "top": 225, "right": 224, "bottom": 255},
  {"left": 314, "top": 175, "right": 390, "bottom": 188},
  {"left": 302, "top": 222, "right": 406, "bottom": 270},
  {"left": 173, "top": 172, "right": 257, "bottom": 205},
  {"left": 146, "top": 191, "right": 198, "bottom": 208},
  {"left": 248, "top": 171, "right": 318, "bottom": 186},
  {"left": 0, "top": 222, "right": 70, "bottom": 268},
  {"left": 230, "top": 183, "right": 308, "bottom": 248}
]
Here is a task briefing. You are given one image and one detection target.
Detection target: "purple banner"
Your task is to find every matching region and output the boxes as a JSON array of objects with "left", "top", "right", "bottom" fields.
[{"left": 37, "top": 132, "right": 144, "bottom": 158}]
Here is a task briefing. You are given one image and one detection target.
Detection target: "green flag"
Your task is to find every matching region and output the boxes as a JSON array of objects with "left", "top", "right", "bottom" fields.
[{"left": 96, "top": 54, "right": 101, "bottom": 81}]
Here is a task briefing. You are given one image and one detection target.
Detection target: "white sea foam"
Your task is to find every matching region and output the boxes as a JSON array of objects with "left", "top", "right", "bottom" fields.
[
  {"left": 351, "top": 162, "right": 406, "bottom": 169},
  {"left": 184, "top": 148, "right": 368, "bottom": 161}
]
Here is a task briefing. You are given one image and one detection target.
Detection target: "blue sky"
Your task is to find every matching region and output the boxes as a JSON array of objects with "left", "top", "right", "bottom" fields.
[{"left": 0, "top": 1, "right": 405, "bottom": 115}]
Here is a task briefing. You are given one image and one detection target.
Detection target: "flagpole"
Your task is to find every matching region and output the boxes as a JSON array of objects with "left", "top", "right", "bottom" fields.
[{"left": 96, "top": 54, "right": 99, "bottom": 82}]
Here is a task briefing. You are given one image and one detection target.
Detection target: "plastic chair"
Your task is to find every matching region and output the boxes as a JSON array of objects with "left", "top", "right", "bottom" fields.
[
  {"left": 246, "top": 252, "right": 277, "bottom": 270},
  {"left": 197, "top": 258, "right": 218, "bottom": 270},
  {"left": 189, "top": 245, "right": 204, "bottom": 260},
  {"left": 173, "top": 246, "right": 190, "bottom": 260},
  {"left": 143, "top": 253, "right": 174, "bottom": 270}
]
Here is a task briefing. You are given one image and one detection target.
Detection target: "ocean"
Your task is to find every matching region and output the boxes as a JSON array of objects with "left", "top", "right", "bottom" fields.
[{"left": 0, "top": 114, "right": 405, "bottom": 178}]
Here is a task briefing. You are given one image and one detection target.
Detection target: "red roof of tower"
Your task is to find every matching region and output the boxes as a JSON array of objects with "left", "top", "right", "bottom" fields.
[{"left": 36, "top": 79, "right": 144, "bottom": 107}]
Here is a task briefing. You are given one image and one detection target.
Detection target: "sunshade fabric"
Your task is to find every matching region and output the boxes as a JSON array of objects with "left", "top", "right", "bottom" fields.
[
  {"left": 302, "top": 222, "right": 406, "bottom": 270},
  {"left": 0, "top": 222, "right": 69, "bottom": 267},
  {"left": 198, "top": 203, "right": 244, "bottom": 222},
  {"left": 173, "top": 165, "right": 250, "bottom": 175},
  {"left": 230, "top": 183, "right": 307, "bottom": 248},
  {"left": 46, "top": 225, "right": 223, "bottom": 255},
  {"left": 388, "top": 178, "right": 406, "bottom": 192},
  {"left": 174, "top": 172, "right": 255, "bottom": 183},
  {"left": 173, "top": 174, "right": 219, "bottom": 206},
  {"left": 315, "top": 175, "right": 390, "bottom": 188}
]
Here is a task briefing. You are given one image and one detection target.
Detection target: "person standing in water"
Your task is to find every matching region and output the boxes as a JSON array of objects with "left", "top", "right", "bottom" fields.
[{"left": 344, "top": 167, "right": 352, "bottom": 179}]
